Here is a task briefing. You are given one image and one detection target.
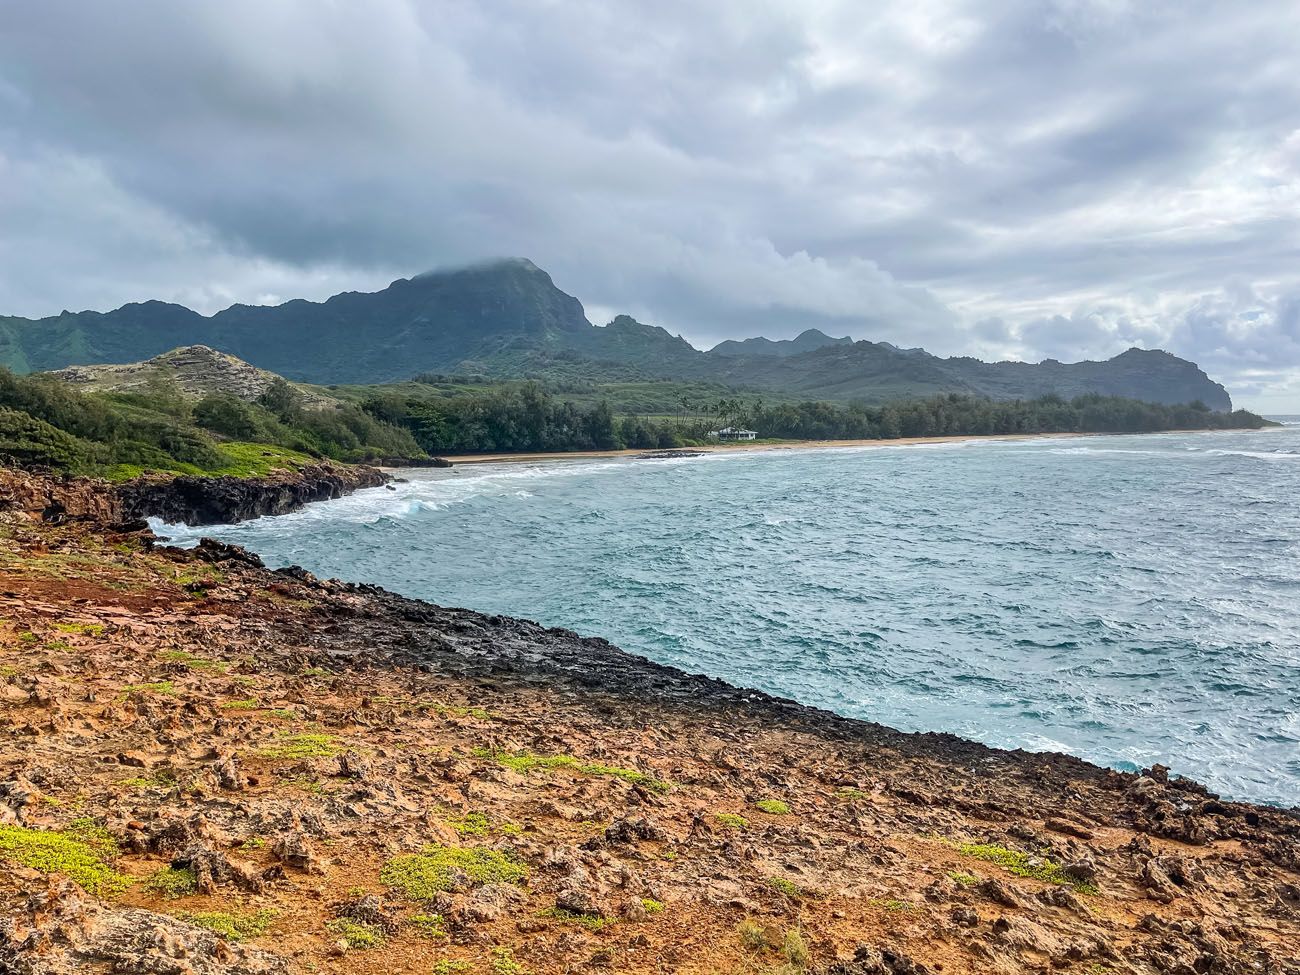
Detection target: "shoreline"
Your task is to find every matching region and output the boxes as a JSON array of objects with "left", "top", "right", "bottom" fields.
[
  {"left": 431, "top": 434, "right": 1081, "bottom": 467},
  {"left": 426, "top": 426, "right": 1257, "bottom": 467}
]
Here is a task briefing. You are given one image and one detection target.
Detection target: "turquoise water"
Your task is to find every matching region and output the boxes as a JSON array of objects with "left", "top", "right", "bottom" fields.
[{"left": 160, "top": 425, "right": 1300, "bottom": 806}]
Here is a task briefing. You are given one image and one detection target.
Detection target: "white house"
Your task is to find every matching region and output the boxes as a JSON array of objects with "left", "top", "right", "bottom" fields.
[{"left": 712, "top": 427, "right": 757, "bottom": 442}]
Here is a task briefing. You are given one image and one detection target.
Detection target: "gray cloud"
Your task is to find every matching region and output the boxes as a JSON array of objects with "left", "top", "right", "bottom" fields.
[{"left": 0, "top": 1, "right": 1298, "bottom": 408}]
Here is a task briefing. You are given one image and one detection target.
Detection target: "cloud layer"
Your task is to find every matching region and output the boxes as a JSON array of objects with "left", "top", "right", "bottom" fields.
[{"left": 1, "top": 1, "right": 1297, "bottom": 407}]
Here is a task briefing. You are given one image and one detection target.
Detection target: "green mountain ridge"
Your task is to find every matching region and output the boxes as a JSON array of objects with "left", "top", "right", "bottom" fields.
[{"left": 0, "top": 258, "right": 1233, "bottom": 409}]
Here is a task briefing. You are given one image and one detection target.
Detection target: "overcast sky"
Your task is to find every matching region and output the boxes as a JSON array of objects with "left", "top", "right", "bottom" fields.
[{"left": 2, "top": 2, "right": 1298, "bottom": 409}]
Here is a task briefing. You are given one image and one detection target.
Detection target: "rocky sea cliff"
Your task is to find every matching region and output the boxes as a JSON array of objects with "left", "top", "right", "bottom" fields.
[{"left": 0, "top": 470, "right": 1297, "bottom": 974}]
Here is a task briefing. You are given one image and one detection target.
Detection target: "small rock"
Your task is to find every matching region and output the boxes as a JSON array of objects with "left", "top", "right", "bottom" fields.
[{"left": 271, "top": 828, "right": 316, "bottom": 871}]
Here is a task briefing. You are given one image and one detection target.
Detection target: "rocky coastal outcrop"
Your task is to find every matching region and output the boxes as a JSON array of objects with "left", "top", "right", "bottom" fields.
[
  {"left": 0, "top": 462, "right": 388, "bottom": 527},
  {"left": 0, "top": 478, "right": 1297, "bottom": 974}
]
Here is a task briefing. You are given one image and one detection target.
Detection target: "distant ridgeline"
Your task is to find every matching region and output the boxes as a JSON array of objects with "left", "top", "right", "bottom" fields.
[{"left": 0, "top": 257, "right": 1233, "bottom": 410}]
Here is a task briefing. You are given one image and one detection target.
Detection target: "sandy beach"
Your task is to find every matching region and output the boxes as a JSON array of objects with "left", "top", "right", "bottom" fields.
[{"left": 428, "top": 430, "right": 1099, "bottom": 466}]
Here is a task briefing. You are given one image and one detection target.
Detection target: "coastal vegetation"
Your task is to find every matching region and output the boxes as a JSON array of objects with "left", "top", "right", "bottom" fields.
[
  {"left": 1, "top": 352, "right": 1274, "bottom": 478},
  {"left": 359, "top": 382, "right": 1270, "bottom": 454},
  {"left": 0, "top": 366, "right": 424, "bottom": 477}
]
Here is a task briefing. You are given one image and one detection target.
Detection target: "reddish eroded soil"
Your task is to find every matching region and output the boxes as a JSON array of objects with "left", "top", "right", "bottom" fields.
[{"left": 0, "top": 515, "right": 1298, "bottom": 974}]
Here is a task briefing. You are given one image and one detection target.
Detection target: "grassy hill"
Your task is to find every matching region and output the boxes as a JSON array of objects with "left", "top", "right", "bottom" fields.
[{"left": 0, "top": 363, "right": 425, "bottom": 481}]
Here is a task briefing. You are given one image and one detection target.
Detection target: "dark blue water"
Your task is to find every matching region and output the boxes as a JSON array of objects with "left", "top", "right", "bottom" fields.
[{"left": 161, "top": 426, "right": 1300, "bottom": 806}]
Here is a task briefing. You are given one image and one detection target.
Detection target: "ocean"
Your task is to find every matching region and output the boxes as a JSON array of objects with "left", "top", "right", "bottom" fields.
[{"left": 158, "top": 424, "right": 1300, "bottom": 807}]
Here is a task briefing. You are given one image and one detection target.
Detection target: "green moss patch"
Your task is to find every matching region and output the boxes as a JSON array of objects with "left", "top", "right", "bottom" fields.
[
  {"left": 767, "top": 877, "right": 803, "bottom": 898},
  {"left": 834, "top": 786, "right": 872, "bottom": 800},
  {"left": 957, "top": 842, "right": 1096, "bottom": 894},
  {"left": 148, "top": 865, "right": 198, "bottom": 899},
  {"left": 381, "top": 845, "right": 528, "bottom": 899},
  {"left": 220, "top": 698, "right": 259, "bottom": 710},
  {"left": 714, "top": 813, "right": 749, "bottom": 830},
  {"left": 257, "top": 732, "right": 340, "bottom": 759},
  {"left": 539, "top": 907, "right": 610, "bottom": 930},
  {"left": 753, "top": 799, "right": 791, "bottom": 815},
  {"left": 448, "top": 810, "right": 521, "bottom": 837},
  {"left": 124, "top": 769, "right": 178, "bottom": 790},
  {"left": 491, "top": 947, "right": 525, "bottom": 974},
  {"left": 0, "top": 821, "right": 130, "bottom": 895},
  {"left": 407, "top": 913, "right": 446, "bottom": 939},
  {"left": 117, "top": 680, "right": 176, "bottom": 701},
  {"left": 181, "top": 909, "right": 276, "bottom": 941},
  {"left": 325, "top": 917, "right": 386, "bottom": 949},
  {"left": 54, "top": 622, "right": 105, "bottom": 637},
  {"left": 413, "top": 699, "right": 493, "bottom": 720},
  {"left": 160, "top": 650, "right": 228, "bottom": 671},
  {"left": 473, "top": 747, "right": 672, "bottom": 793}
]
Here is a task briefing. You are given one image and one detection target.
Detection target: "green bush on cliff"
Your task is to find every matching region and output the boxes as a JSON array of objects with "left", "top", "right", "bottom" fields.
[
  {"left": 0, "top": 366, "right": 425, "bottom": 477},
  {"left": 0, "top": 407, "right": 105, "bottom": 472}
]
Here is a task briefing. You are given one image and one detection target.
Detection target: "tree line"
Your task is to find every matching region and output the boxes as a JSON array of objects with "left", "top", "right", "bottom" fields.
[{"left": 362, "top": 383, "right": 1271, "bottom": 455}]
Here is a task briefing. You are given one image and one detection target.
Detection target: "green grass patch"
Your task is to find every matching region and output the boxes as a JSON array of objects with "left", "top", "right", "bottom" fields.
[
  {"left": 948, "top": 870, "right": 977, "bottom": 887},
  {"left": 738, "top": 918, "right": 767, "bottom": 952},
  {"left": 753, "top": 799, "right": 791, "bottom": 815},
  {"left": 641, "top": 898, "right": 665, "bottom": 914},
  {"left": 220, "top": 698, "right": 259, "bottom": 710},
  {"left": 281, "top": 774, "right": 324, "bottom": 795},
  {"left": 159, "top": 650, "right": 228, "bottom": 671},
  {"left": 767, "top": 877, "right": 803, "bottom": 898},
  {"left": 872, "top": 898, "right": 914, "bottom": 912},
  {"left": 956, "top": 842, "right": 1096, "bottom": 894},
  {"left": 407, "top": 913, "right": 446, "bottom": 939},
  {"left": 148, "top": 865, "right": 198, "bottom": 899},
  {"left": 181, "top": 908, "right": 276, "bottom": 941},
  {"left": 539, "top": 907, "right": 611, "bottom": 931},
  {"left": 715, "top": 813, "right": 749, "bottom": 830},
  {"left": 834, "top": 786, "right": 872, "bottom": 800},
  {"left": 54, "top": 622, "right": 105, "bottom": 637},
  {"left": 117, "top": 680, "right": 176, "bottom": 701},
  {"left": 0, "top": 821, "right": 130, "bottom": 895},
  {"left": 473, "top": 747, "right": 672, "bottom": 793},
  {"left": 432, "top": 963, "right": 472, "bottom": 975},
  {"left": 491, "top": 946, "right": 525, "bottom": 974},
  {"left": 257, "top": 732, "right": 340, "bottom": 759},
  {"left": 381, "top": 845, "right": 528, "bottom": 899},
  {"left": 448, "top": 810, "right": 521, "bottom": 837},
  {"left": 415, "top": 699, "right": 493, "bottom": 720},
  {"left": 122, "top": 769, "right": 179, "bottom": 795},
  {"left": 325, "top": 917, "right": 386, "bottom": 949}
]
